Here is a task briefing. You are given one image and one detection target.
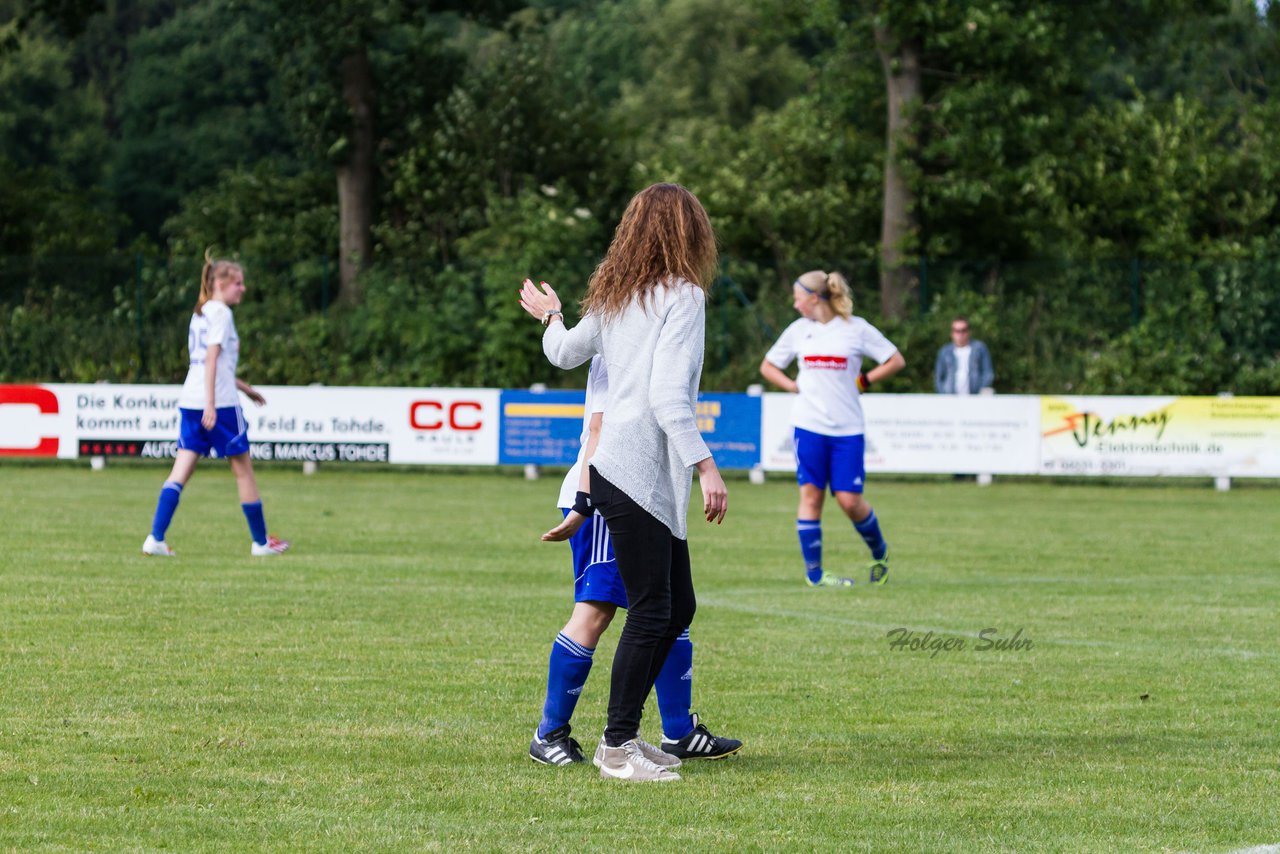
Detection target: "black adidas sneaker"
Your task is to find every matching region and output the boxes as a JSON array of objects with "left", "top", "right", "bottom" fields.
[
  {"left": 529, "top": 724, "right": 585, "bottom": 766},
  {"left": 660, "top": 713, "right": 743, "bottom": 760}
]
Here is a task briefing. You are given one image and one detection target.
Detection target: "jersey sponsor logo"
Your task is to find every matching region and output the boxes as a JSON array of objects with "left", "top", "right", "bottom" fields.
[
  {"left": 802, "top": 355, "right": 848, "bottom": 370},
  {"left": 409, "top": 400, "right": 484, "bottom": 431},
  {"left": 0, "top": 384, "right": 60, "bottom": 457}
]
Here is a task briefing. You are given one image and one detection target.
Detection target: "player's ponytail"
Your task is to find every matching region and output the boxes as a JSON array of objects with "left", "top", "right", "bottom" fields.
[
  {"left": 195, "top": 248, "right": 240, "bottom": 316},
  {"left": 826, "top": 272, "right": 853, "bottom": 319},
  {"left": 796, "top": 269, "right": 854, "bottom": 319}
]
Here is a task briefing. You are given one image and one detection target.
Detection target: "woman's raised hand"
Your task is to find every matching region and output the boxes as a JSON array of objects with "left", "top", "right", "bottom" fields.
[{"left": 518, "top": 278, "right": 561, "bottom": 321}]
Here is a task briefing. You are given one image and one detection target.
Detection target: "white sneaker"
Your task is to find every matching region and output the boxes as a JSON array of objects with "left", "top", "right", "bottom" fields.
[
  {"left": 250, "top": 535, "right": 291, "bottom": 556},
  {"left": 633, "top": 736, "right": 681, "bottom": 769},
  {"left": 593, "top": 738, "right": 681, "bottom": 782},
  {"left": 142, "top": 535, "right": 175, "bottom": 557}
]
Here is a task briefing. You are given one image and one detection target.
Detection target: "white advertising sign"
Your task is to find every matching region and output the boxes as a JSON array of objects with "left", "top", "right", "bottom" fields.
[
  {"left": 762, "top": 393, "right": 1041, "bottom": 474},
  {"left": 0, "top": 384, "right": 500, "bottom": 466},
  {"left": 5, "top": 383, "right": 1278, "bottom": 478}
]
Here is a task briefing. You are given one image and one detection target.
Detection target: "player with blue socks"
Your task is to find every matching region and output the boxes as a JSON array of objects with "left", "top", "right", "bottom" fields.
[
  {"left": 760, "top": 270, "right": 904, "bottom": 587},
  {"left": 529, "top": 355, "right": 741, "bottom": 766},
  {"left": 142, "top": 251, "right": 289, "bottom": 558}
]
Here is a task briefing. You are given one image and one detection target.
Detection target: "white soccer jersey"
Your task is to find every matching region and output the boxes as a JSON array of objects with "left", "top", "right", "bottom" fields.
[
  {"left": 557, "top": 355, "right": 609, "bottom": 509},
  {"left": 178, "top": 300, "right": 241, "bottom": 409},
  {"left": 764, "top": 315, "right": 898, "bottom": 436}
]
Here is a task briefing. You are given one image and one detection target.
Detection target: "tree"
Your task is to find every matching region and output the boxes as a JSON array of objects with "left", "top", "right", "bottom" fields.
[
  {"left": 261, "top": 0, "right": 517, "bottom": 305},
  {"left": 871, "top": 10, "right": 920, "bottom": 321},
  {"left": 109, "top": 0, "right": 300, "bottom": 237}
]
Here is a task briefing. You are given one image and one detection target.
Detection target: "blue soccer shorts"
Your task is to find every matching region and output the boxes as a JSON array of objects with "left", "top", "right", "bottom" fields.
[
  {"left": 565, "top": 509, "right": 628, "bottom": 608},
  {"left": 793, "top": 426, "right": 866, "bottom": 494},
  {"left": 178, "top": 406, "right": 250, "bottom": 459}
]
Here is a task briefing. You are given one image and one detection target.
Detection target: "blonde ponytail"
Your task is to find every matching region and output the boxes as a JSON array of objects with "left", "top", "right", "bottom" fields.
[
  {"left": 796, "top": 269, "right": 854, "bottom": 319},
  {"left": 194, "top": 248, "right": 242, "bottom": 316},
  {"left": 826, "top": 272, "right": 853, "bottom": 319}
]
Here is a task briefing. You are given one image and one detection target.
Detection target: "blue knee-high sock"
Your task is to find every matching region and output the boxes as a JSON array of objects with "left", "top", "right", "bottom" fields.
[
  {"left": 798, "top": 520, "right": 823, "bottom": 583},
  {"left": 655, "top": 629, "right": 694, "bottom": 740},
  {"left": 537, "top": 632, "right": 595, "bottom": 738},
  {"left": 241, "top": 501, "right": 267, "bottom": 546},
  {"left": 854, "top": 509, "right": 887, "bottom": 560},
  {"left": 150, "top": 481, "right": 183, "bottom": 540}
]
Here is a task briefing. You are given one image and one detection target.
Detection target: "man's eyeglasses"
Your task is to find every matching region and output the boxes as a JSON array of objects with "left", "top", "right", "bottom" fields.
[{"left": 951, "top": 326, "right": 969, "bottom": 334}]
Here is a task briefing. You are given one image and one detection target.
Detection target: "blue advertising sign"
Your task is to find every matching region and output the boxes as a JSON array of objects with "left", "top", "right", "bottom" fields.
[
  {"left": 696, "top": 393, "right": 761, "bottom": 470},
  {"left": 498, "top": 390, "right": 585, "bottom": 465},
  {"left": 499, "top": 389, "right": 763, "bottom": 469}
]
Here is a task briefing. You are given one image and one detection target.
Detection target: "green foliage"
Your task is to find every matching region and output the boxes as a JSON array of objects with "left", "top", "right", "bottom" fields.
[
  {"left": 0, "top": 266, "right": 135, "bottom": 382},
  {"left": 644, "top": 95, "right": 881, "bottom": 268},
  {"left": 1081, "top": 259, "right": 1280, "bottom": 395},
  {"left": 383, "top": 18, "right": 624, "bottom": 259},
  {"left": 2, "top": 0, "right": 1279, "bottom": 395},
  {"left": 0, "top": 160, "right": 122, "bottom": 257},
  {"left": 454, "top": 185, "right": 605, "bottom": 387},
  {"left": 611, "top": 0, "right": 811, "bottom": 134},
  {"left": 0, "top": 28, "right": 107, "bottom": 185},
  {"left": 160, "top": 163, "right": 337, "bottom": 263},
  {"left": 108, "top": 0, "right": 299, "bottom": 237}
]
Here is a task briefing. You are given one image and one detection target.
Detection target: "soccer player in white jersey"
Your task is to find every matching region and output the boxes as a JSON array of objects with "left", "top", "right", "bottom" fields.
[
  {"left": 759, "top": 270, "right": 905, "bottom": 587},
  {"left": 529, "top": 354, "right": 741, "bottom": 766},
  {"left": 141, "top": 252, "right": 289, "bottom": 558}
]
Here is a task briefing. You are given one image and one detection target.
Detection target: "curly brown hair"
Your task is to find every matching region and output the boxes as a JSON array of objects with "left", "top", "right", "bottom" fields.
[{"left": 582, "top": 183, "right": 718, "bottom": 321}]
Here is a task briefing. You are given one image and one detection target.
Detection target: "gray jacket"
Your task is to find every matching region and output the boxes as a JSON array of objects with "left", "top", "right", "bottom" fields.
[{"left": 934, "top": 340, "right": 995, "bottom": 394}]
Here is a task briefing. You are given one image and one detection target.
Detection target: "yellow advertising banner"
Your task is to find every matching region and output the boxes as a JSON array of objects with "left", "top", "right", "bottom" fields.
[{"left": 1040, "top": 396, "right": 1280, "bottom": 477}]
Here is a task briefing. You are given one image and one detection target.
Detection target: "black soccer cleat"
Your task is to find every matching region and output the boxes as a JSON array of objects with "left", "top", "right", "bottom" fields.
[
  {"left": 660, "top": 713, "right": 743, "bottom": 760},
  {"left": 529, "top": 724, "right": 586, "bottom": 766}
]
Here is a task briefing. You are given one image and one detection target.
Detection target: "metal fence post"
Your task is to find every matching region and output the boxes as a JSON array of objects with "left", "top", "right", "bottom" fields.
[
  {"left": 919, "top": 256, "right": 929, "bottom": 316},
  {"left": 135, "top": 253, "right": 146, "bottom": 379},
  {"left": 321, "top": 255, "right": 331, "bottom": 316},
  {"left": 1215, "top": 391, "right": 1233, "bottom": 492},
  {"left": 721, "top": 288, "right": 729, "bottom": 371},
  {"left": 525, "top": 383, "right": 546, "bottom": 480},
  {"left": 747, "top": 383, "right": 765, "bottom": 485},
  {"left": 1129, "top": 257, "right": 1141, "bottom": 327}
]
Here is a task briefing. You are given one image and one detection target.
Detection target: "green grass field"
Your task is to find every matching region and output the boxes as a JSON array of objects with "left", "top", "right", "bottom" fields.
[{"left": 1, "top": 463, "right": 1277, "bottom": 852}]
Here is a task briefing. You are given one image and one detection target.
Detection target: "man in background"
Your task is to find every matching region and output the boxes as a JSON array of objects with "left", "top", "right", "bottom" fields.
[{"left": 934, "top": 316, "right": 994, "bottom": 395}]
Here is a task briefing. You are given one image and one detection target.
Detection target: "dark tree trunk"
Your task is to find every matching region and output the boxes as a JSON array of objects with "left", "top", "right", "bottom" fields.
[
  {"left": 873, "top": 23, "right": 921, "bottom": 322},
  {"left": 336, "top": 47, "right": 375, "bottom": 305}
]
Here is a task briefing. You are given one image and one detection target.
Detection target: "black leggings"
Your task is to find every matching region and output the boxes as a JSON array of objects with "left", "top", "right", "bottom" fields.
[{"left": 591, "top": 468, "right": 696, "bottom": 746}]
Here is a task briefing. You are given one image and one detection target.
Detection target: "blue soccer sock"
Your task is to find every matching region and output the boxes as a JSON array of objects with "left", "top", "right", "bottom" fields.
[
  {"left": 654, "top": 629, "right": 694, "bottom": 740},
  {"left": 797, "top": 519, "right": 823, "bottom": 584},
  {"left": 150, "top": 481, "right": 183, "bottom": 540},
  {"left": 537, "top": 632, "right": 595, "bottom": 739},
  {"left": 241, "top": 501, "right": 267, "bottom": 546},
  {"left": 854, "top": 508, "right": 887, "bottom": 560}
]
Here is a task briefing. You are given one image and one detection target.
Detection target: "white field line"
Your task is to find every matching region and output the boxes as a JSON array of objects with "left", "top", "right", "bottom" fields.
[{"left": 698, "top": 591, "right": 1280, "bottom": 661}]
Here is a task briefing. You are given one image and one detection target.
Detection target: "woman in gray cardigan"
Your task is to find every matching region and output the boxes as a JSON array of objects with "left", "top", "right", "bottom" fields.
[{"left": 519, "top": 183, "right": 728, "bottom": 783}]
